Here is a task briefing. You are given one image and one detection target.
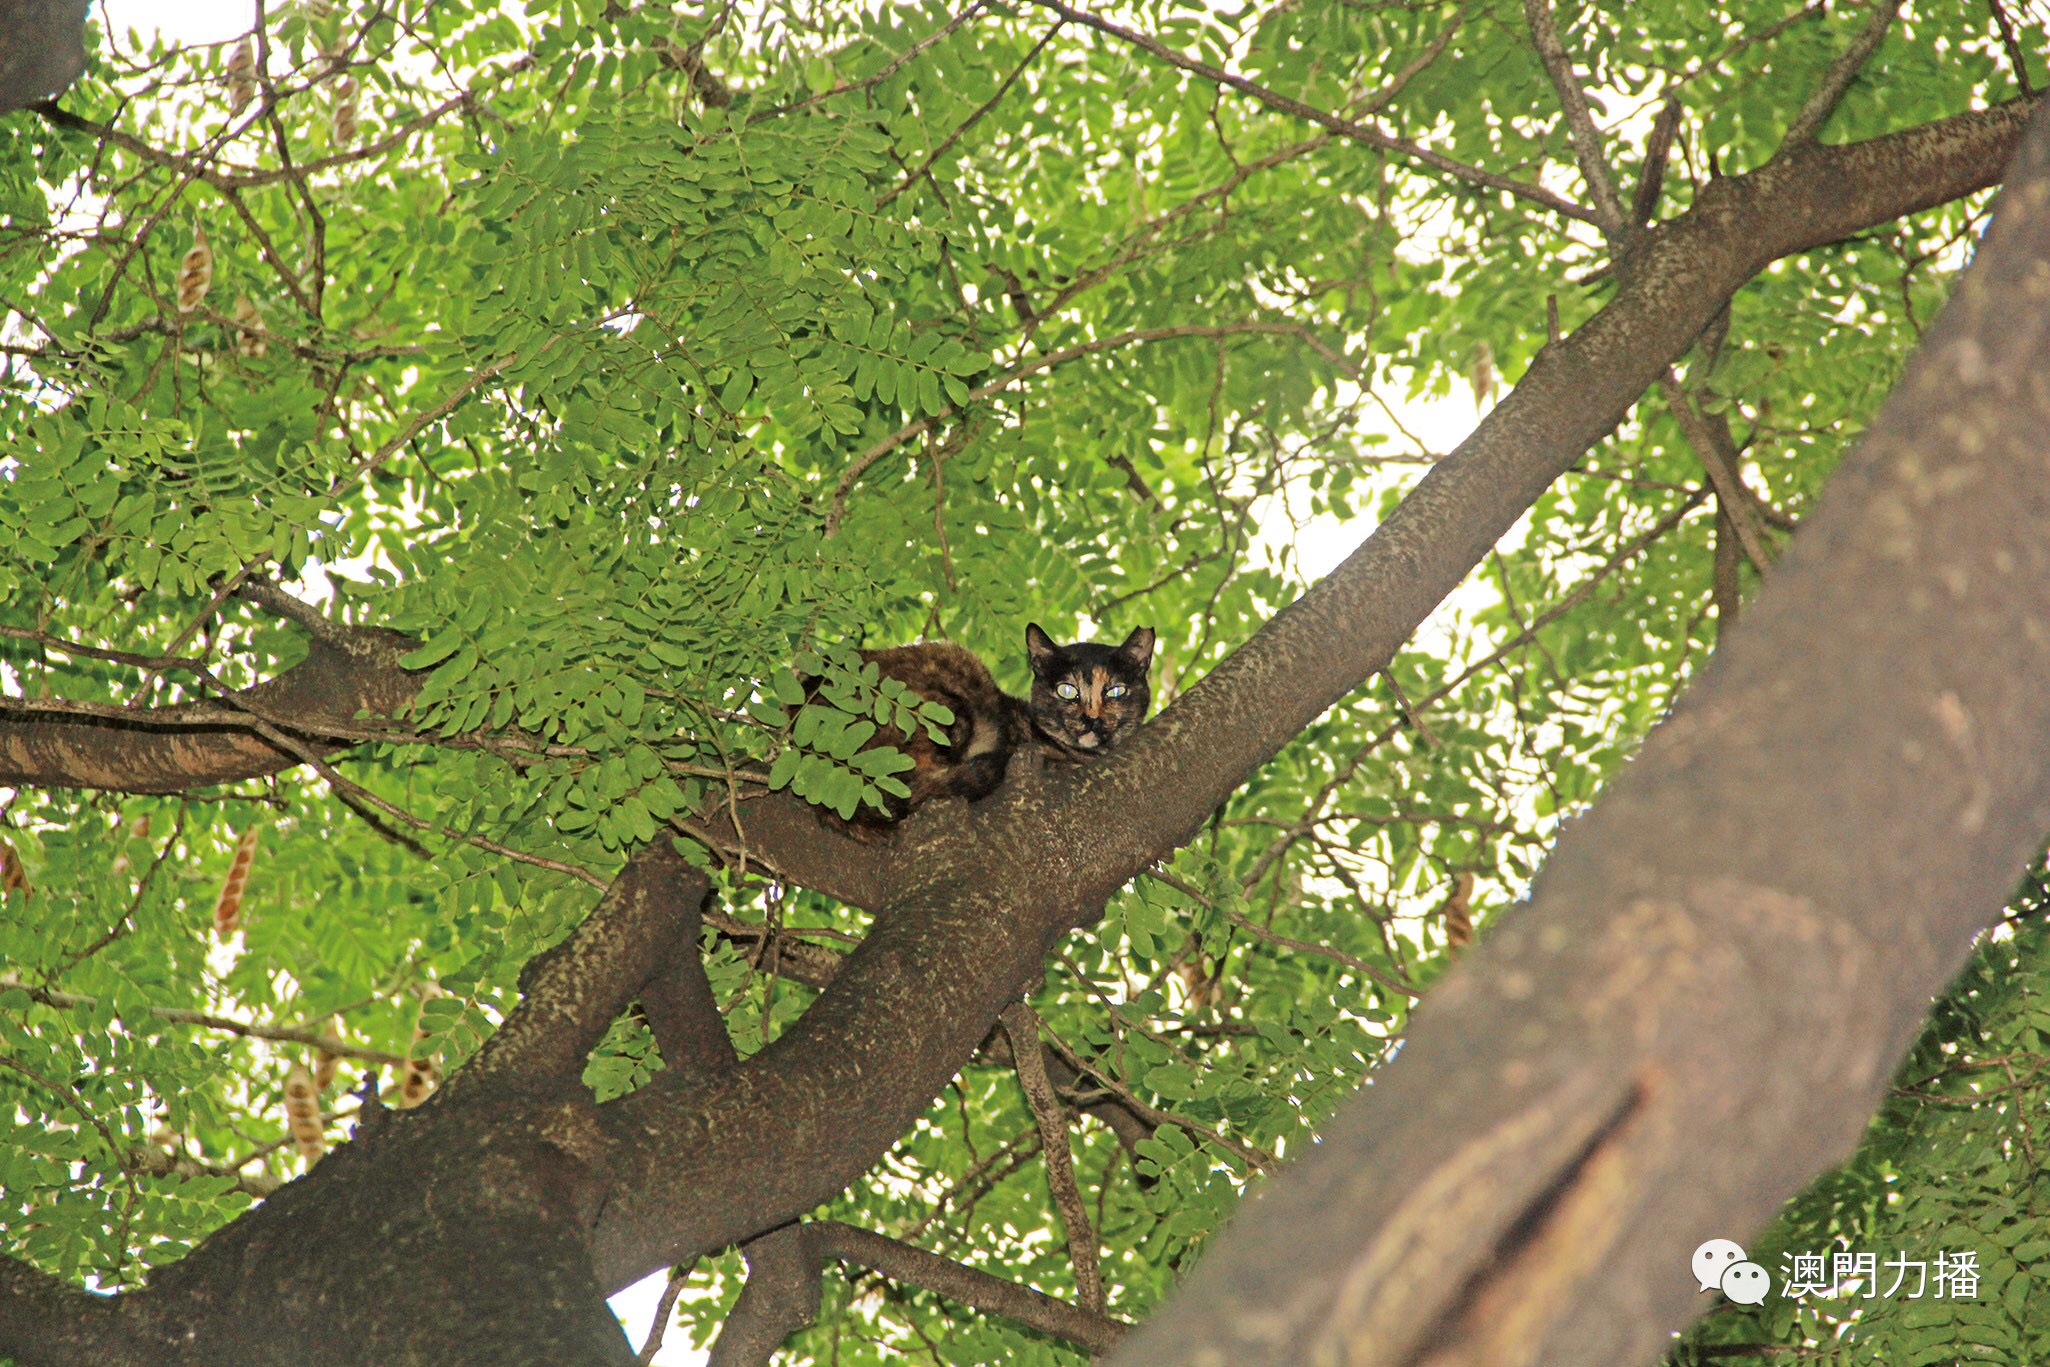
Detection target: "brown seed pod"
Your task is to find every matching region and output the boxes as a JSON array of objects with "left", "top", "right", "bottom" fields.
[
  {"left": 1440, "top": 871, "right": 1476, "bottom": 950},
  {"left": 284, "top": 1065, "right": 325, "bottom": 1161},
  {"left": 230, "top": 294, "right": 266, "bottom": 358},
  {"left": 331, "top": 74, "right": 359, "bottom": 147},
  {"left": 211, "top": 824, "right": 260, "bottom": 939},
  {"left": 395, "top": 1024, "right": 439, "bottom": 1109},
  {"left": 396, "top": 1050, "right": 440, "bottom": 1108},
  {"left": 0, "top": 839, "right": 30, "bottom": 898},
  {"left": 1469, "top": 341, "right": 1497, "bottom": 411},
  {"left": 225, "top": 36, "right": 256, "bottom": 114},
  {"left": 176, "top": 227, "right": 214, "bottom": 313},
  {"left": 312, "top": 1016, "right": 341, "bottom": 1091},
  {"left": 110, "top": 812, "right": 150, "bottom": 877}
]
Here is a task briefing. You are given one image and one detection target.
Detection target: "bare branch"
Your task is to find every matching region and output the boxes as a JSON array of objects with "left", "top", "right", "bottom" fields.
[
  {"left": 813, "top": 1221, "right": 1132, "bottom": 1355},
  {"left": 635, "top": 1264, "right": 691, "bottom": 1364},
  {"left": 638, "top": 903, "right": 736, "bottom": 1079},
  {"left": 1782, "top": 0, "right": 1900, "bottom": 145},
  {"left": 1658, "top": 373, "right": 1774, "bottom": 574},
  {"left": 1632, "top": 96, "right": 1685, "bottom": 226},
  {"left": 33, "top": 59, "right": 533, "bottom": 193},
  {"left": 1002, "top": 1003, "right": 1103, "bottom": 1314},
  {"left": 1524, "top": 0, "right": 1629, "bottom": 235}
]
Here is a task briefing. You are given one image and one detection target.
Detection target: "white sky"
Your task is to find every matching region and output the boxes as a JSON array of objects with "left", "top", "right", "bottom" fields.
[{"left": 103, "top": 0, "right": 254, "bottom": 44}]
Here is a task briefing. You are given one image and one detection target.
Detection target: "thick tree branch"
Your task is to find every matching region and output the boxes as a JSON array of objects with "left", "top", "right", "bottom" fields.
[
  {"left": 0, "top": 1256, "right": 132, "bottom": 1365},
  {"left": 1051, "top": 95, "right": 2040, "bottom": 891},
  {"left": 1113, "top": 95, "right": 2050, "bottom": 1367},
  {"left": 0, "top": 623, "right": 420, "bottom": 794},
  {"left": 1631, "top": 95, "right": 1685, "bottom": 226},
  {"left": 638, "top": 902, "right": 737, "bottom": 1078},
  {"left": 462, "top": 842, "right": 710, "bottom": 1097},
  {"left": 0, "top": 0, "right": 86, "bottom": 114},
  {"left": 707, "top": 1226, "right": 820, "bottom": 1367}
]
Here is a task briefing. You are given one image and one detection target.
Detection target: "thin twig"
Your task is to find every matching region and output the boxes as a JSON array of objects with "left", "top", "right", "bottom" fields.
[
  {"left": 752, "top": 3, "right": 989, "bottom": 123},
  {"left": 825, "top": 321, "right": 1318, "bottom": 533},
  {"left": 880, "top": 21, "right": 1063, "bottom": 207},
  {"left": 0, "top": 979, "right": 405, "bottom": 1066},
  {"left": 1024, "top": 0, "right": 1596, "bottom": 224},
  {"left": 53, "top": 803, "right": 189, "bottom": 976},
  {"left": 1142, "top": 867, "right": 1419, "bottom": 999},
  {"left": 1658, "top": 372, "right": 1772, "bottom": 574}
]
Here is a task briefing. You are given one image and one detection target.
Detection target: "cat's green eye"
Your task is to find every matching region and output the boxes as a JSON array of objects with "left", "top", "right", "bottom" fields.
[
  {"left": 1106, "top": 685, "right": 1126, "bottom": 698},
  {"left": 1056, "top": 682, "right": 1080, "bottom": 700}
]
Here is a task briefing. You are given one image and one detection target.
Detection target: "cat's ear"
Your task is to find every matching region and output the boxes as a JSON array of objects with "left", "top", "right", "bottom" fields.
[
  {"left": 1118, "top": 626, "right": 1156, "bottom": 671},
  {"left": 1025, "top": 623, "right": 1059, "bottom": 674}
]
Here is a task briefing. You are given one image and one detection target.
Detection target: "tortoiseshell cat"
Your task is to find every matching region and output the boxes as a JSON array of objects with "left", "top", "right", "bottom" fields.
[{"left": 821, "top": 624, "right": 1155, "bottom": 836}]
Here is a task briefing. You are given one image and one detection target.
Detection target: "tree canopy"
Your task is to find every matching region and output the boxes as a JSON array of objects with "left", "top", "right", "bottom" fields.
[{"left": 0, "top": 1, "right": 2046, "bottom": 1364}]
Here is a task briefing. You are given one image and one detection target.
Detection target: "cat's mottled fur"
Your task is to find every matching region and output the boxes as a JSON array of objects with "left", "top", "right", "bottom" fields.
[
  {"left": 824, "top": 624, "right": 1155, "bottom": 836},
  {"left": 1019, "top": 623, "right": 1154, "bottom": 759}
]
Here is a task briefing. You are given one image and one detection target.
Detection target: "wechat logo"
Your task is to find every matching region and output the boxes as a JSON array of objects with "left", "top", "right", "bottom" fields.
[{"left": 1693, "top": 1238, "right": 1770, "bottom": 1305}]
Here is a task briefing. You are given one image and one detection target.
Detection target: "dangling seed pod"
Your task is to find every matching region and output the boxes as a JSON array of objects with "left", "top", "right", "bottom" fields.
[
  {"left": 0, "top": 839, "right": 29, "bottom": 897},
  {"left": 176, "top": 227, "right": 214, "bottom": 314},
  {"left": 331, "top": 74, "right": 359, "bottom": 147},
  {"left": 396, "top": 1038, "right": 440, "bottom": 1108},
  {"left": 112, "top": 811, "right": 150, "bottom": 875},
  {"left": 231, "top": 294, "right": 266, "bottom": 357},
  {"left": 312, "top": 1016, "right": 342, "bottom": 1091},
  {"left": 211, "top": 823, "right": 260, "bottom": 938},
  {"left": 1440, "top": 871, "right": 1476, "bottom": 950},
  {"left": 225, "top": 36, "right": 256, "bottom": 115},
  {"left": 1469, "top": 340, "right": 1498, "bottom": 411},
  {"left": 283, "top": 1065, "right": 326, "bottom": 1161},
  {"left": 394, "top": 986, "right": 440, "bottom": 1109}
]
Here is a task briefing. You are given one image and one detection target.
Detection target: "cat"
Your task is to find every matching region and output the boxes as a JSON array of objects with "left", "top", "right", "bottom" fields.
[{"left": 812, "top": 623, "right": 1155, "bottom": 836}]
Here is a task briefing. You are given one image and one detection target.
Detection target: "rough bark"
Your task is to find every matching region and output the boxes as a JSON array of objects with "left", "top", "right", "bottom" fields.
[
  {"left": 0, "top": 0, "right": 88, "bottom": 114},
  {"left": 1111, "top": 97, "right": 2050, "bottom": 1367},
  {"left": 0, "top": 85, "right": 2039, "bottom": 1367}
]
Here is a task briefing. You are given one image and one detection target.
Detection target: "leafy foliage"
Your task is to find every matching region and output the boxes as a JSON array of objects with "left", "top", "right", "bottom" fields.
[{"left": 0, "top": 0, "right": 2043, "bottom": 1360}]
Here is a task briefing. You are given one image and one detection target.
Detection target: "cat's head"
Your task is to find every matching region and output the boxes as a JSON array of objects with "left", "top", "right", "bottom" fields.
[{"left": 1024, "top": 623, "right": 1155, "bottom": 756}]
